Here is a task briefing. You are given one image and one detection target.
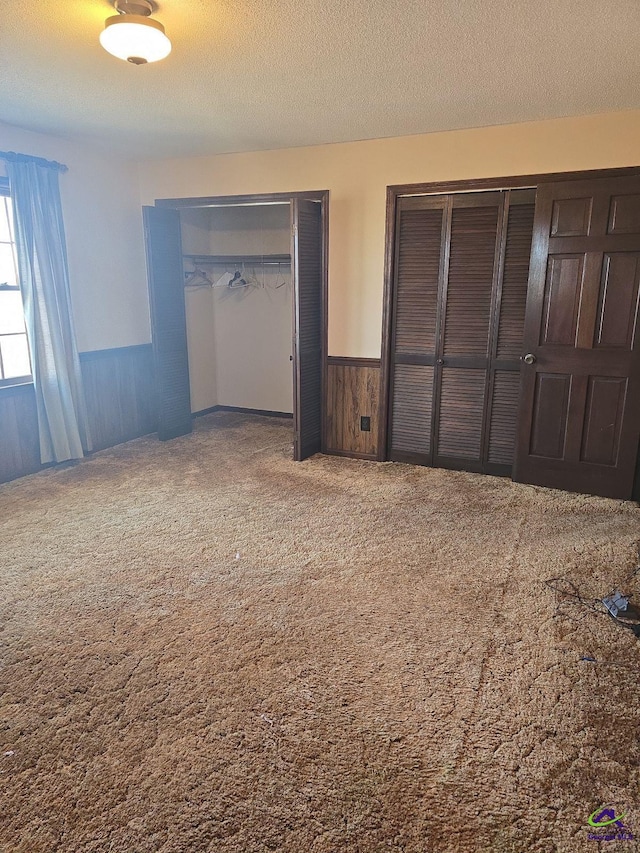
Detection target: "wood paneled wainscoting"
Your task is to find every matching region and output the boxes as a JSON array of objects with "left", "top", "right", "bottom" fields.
[
  {"left": 325, "top": 357, "right": 382, "bottom": 460},
  {"left": 80, "top": 345, "right": 157, "bottom": 451},
  {"left": 0, "top": 383, "right": 41, "bottom": 484},
  {"left": 0, "top": 344, "right": 157, "bottom": 484}
]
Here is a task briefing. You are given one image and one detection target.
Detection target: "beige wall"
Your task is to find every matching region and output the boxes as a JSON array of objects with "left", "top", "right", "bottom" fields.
[
  {"left": 5, "top": 110, "right": 640, "bottom": 363},
  {"left": 0, "top": 122, "right": 149, "bottom": 353},
  {"left": 181, "top": 205, "right": 293, "bottom": 414},
  {"left": 139, "top": 109, "right": 640, "bottom": 358}
]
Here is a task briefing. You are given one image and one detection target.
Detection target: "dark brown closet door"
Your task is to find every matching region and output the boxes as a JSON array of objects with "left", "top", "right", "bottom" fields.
[
  {"left": 387, "top": 196, "right": 448, "bottom": 464},
  {"left": 292, "top": 199, "right": 323, "bottom": 461},
  {"left": 514, "top": 177, "right": 640, "bottom": 498},
  {"left": 143, "top": 205, "right": 192, "bottom": 442},
  {"left": 388, "top": 190, "right": 535, "bottom": 474},
  {"left": 434, "top": 192, "right": 502, "bottom": 470},
  {"left": 485, "top": 190, "right": 536, "bottom": 473}
]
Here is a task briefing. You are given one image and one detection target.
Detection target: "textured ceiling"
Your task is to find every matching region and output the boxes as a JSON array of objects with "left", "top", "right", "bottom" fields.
[{"left": 0, "top": 0, "right": 639, "bottom": 158}]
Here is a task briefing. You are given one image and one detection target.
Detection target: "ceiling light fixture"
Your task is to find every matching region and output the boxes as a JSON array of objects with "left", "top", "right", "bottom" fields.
[{"left": 100, "top": 0, "right": 171, "bottom": 65}]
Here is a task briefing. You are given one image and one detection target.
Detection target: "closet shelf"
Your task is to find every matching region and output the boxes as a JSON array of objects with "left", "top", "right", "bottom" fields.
[{"left": 184, "top": 253, "right": 291, "bottom": 266}]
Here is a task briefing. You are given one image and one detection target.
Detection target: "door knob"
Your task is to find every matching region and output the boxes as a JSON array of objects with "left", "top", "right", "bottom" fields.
[{"left": 522, "top": 353, "right": 536, "bottom": 365}]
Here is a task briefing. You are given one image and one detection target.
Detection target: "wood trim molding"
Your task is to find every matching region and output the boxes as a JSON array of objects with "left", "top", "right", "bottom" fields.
[
  {"left": 191, "top": 406, "right": 219, "bottom": 417},
  {"left": 79, "top": 343, "right": 152, "bottom": 362},
  {"left": 0, "top": 380, "right": 34, "bottom": 397},
  {"left": 327, "top": 356, "right": 381, "bottom": 368},
  {"left": 388, "top": 166, "right": 640, "bottom": 199},
  {"left": 155, "top": 190, "right": 329, "bottom": 208},
  {"left": 380, "top": 184, "right": 398, "bottom": 462},
  {"left": 320, "top": 191, "right": 330, "bottom": 455},
  {"left": 194, "top": 405, "right": 293, "bottom": 419},
  {"left": 326, "top": 448, "right": 379, "bottom": 462}
]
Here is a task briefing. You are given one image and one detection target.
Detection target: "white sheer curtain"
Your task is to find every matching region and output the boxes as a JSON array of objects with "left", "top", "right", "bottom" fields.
[{"left": 4, "top": 152, "right": 91, "bottom": 463}]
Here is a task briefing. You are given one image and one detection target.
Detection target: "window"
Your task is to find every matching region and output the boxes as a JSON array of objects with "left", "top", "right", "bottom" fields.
[{"left": 0, "top": 185, "right": 31, "bottom": 386}]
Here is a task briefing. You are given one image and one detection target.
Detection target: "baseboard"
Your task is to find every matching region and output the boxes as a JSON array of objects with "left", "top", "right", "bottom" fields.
[
  {"left": 193, "top": 405, "right": 294, "bottom": 419},
  {"left": 325, "top": 448, "right": 378, "bottom": 461},
  {"left": 326, "top": 356, "right": 382, "bottom": 368},
  {"left": 192, "top": 406, "right": 219, "bottom": 418}
]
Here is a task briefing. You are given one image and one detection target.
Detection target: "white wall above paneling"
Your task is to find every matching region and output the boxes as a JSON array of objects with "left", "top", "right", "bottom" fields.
[
  {"left": 212, "top": 268, "right": 293, "bottom": 414},
  {"left": 209, "top": 205, "right": 290, "bottom": 256},
  {"left": 180, "top": 208, "right": 212, "bottom": 256},
  {"left": 0, "top": 121, "right": 149, "bottom": 352},
  {"left": 142, "top": 110, "right": 640, "bottom": 359}
]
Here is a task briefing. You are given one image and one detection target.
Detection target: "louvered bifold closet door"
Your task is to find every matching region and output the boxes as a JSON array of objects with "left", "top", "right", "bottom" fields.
[
  {"left": 486, "top": 191, "right": 536, "bottom": 472},
  {"left": 387, "top": 189, "right": 535, "bottom": 475},
  {"left": 388, "top": 196, "right": 447, "bottom": 464},
  {"left": 434, "top": 190, "right": 535, "bottom": 473},
  {"left": 292, "top": 199, "right": 323, "bottom": 461},
  {"left": 143, "top": 206, "right": 192, "bottom": 442},
  {"left": 434, "top": 193, "right": 502, "bottom": 469}
]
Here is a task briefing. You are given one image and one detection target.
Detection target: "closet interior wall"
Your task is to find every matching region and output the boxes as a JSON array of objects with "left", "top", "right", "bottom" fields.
[
  {"left": 180, "top": 204, "right": 293, "bottom": 415},
  {"left": 388, "top": 189, "right": 535, "bottom": 475}
]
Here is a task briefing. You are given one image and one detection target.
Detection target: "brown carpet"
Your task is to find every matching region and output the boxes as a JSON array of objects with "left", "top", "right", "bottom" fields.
[{"left": 1, "top": 412, "right": 640, "bottom": 853}]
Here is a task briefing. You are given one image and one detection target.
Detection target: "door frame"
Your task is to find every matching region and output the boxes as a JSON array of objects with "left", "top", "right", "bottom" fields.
[
  {"left": 155, "top": 189, "right": 330, "bottom": 454},
  {"left": 380, "top": 166, "right": 640, "bottom": 467}
]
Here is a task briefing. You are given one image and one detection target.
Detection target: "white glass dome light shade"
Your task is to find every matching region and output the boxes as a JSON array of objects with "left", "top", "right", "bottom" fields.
[{"left": 100, "top": 15, "right": 172, "bottom": 64}]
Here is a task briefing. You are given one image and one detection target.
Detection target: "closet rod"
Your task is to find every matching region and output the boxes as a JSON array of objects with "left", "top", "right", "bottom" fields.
[{"left": 184, "top": 253, "right": 291, "bottom": 266}]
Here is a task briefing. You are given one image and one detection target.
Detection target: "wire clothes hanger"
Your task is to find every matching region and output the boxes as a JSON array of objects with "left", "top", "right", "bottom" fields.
[
  {"left": 243, "top": 264, "right": 262, "bottom": 289},
  {"left": 275, "top": 261, "right": 287, "bottom": 288},
  {"left": 184, "top": 266, "right": 214, "bottom": 288},
  {"left": 227, "top": 263, "right": 250, "bottom": 288}
]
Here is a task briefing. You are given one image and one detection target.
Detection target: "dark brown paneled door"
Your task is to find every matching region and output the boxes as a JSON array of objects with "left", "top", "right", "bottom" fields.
[
  {"left": 291, "top": 199, "right": 323, "bottom": 461},
  {"left": 143, "top": 205, "right": 192, "bottom": 442},
  {"left": 514, "top": 177, "right": 640, "bottom": 498}
]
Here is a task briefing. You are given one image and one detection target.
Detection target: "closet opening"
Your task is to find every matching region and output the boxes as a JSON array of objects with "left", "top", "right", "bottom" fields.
[
  {"left": 143, "top": 191, "right": 328, "bottom": 461},
  {"left": 381, "top": 167, "right": 640, "bottom": 500},
  {"left": 181, "top": 202, "right": 294, "bottom": 425}
]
